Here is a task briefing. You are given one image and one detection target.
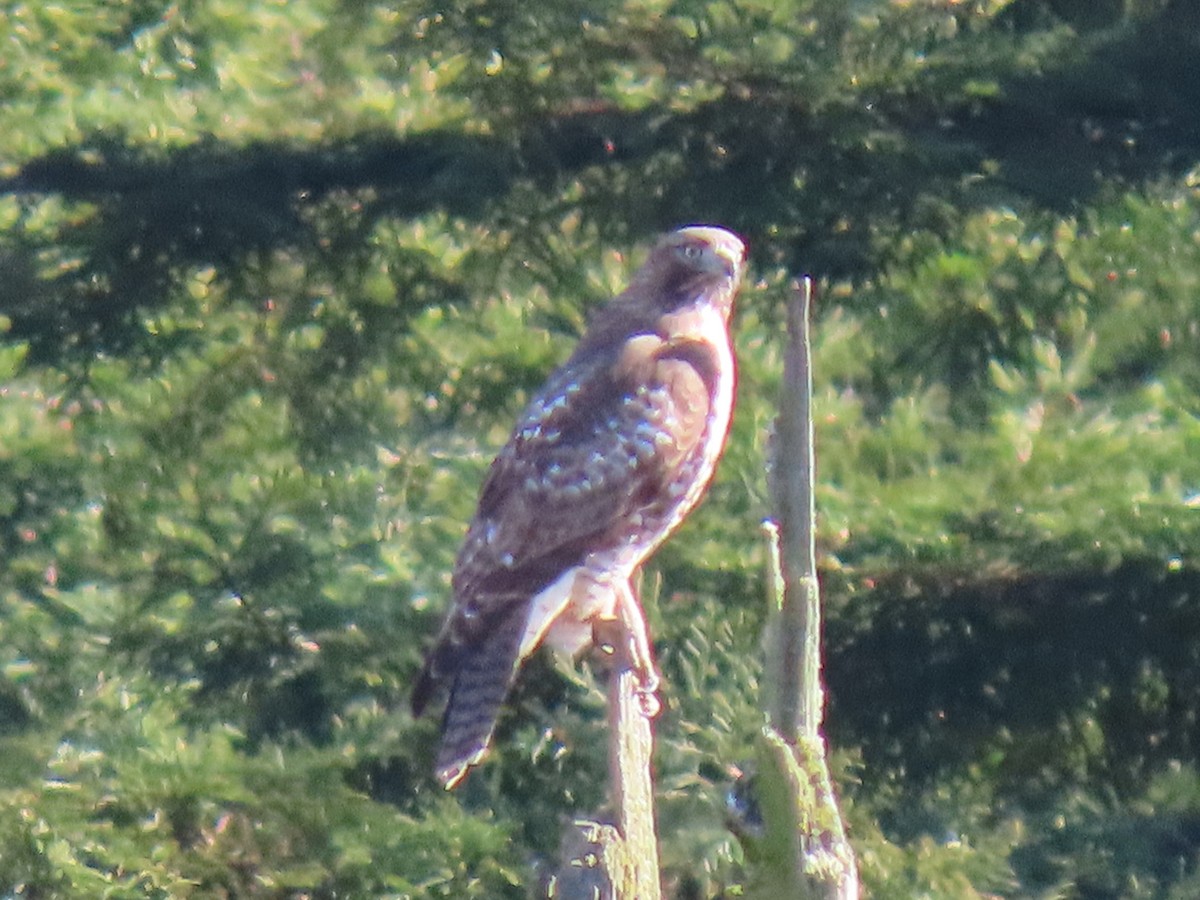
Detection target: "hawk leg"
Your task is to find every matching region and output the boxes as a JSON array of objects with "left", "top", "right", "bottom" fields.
[{"left": 593, "top": 582, "right": 661, "bottom": 718}]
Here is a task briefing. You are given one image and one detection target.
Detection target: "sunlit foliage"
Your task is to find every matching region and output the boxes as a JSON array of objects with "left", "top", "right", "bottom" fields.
[{"left": 2, "top": 0, "right": 1200, "bottom": 895}]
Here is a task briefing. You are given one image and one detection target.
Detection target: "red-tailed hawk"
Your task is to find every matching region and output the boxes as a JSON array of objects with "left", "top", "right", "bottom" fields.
[{"left": 411, "top": 225, "right": 746, "bottom": 788}]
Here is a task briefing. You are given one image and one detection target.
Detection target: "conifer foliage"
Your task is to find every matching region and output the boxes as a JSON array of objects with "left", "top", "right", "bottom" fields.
[{"left": 2, "top": 1, "right": 1200, "bottom": 895}]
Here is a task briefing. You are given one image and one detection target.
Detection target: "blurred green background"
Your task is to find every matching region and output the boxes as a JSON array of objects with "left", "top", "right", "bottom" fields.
[{"left": 2, "top": 0, "right": 1200, "bottom": 896}]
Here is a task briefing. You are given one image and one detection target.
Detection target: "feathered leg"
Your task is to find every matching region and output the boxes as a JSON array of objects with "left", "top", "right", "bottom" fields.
[{"left": 613, "top": 579, "right": 661, "bottom": 717}]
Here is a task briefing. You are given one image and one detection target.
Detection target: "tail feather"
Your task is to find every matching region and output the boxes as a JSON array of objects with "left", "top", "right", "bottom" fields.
[
  {"left": 433, "top": 607, "right": 525, "bottom": 789},
  {"left": 410, "top": 643, "right": 449, "bottom": 719}
]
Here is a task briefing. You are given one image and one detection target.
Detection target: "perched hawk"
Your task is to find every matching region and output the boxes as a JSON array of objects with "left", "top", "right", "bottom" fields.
[{"left": 411, "top": 225, "right": 746, "bottom": 788}]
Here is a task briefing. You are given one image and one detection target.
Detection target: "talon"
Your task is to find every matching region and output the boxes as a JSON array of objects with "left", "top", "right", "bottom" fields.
[
  {"left": 630, "top": 644, "right": 661, "bottom": 717},
  {"left": 633, "top": 655, "right": 660, "bottom": 696},
  {"left": 636, "top": 682, "right": 661, "bottom": 718}
]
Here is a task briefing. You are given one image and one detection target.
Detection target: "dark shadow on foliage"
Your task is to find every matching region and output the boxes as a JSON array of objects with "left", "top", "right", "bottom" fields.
[
  {"left": 4, "top": 5, "right": 1200, "bottom": 364},
  {"left": 969, "top": 1, "right": 1200, "bottom": 206},
  {"left": 1010, "top": 799, "right": 1200, "bottom": 897},
  {"left": 826, "top": 560, "right": 1200, "bottom": 812}
]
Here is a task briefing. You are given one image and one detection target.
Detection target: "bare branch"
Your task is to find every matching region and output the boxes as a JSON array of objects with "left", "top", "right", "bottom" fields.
[
  {"left": 550, "top": 618, "right": 660, "bottom": 899},
  {"left": 758, "top": 277, "right": 859, "bottom": 899}
]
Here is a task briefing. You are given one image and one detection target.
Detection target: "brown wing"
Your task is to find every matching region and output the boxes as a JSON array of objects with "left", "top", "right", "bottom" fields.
[
  {"left": 454, "top": 332, "right": 718, "bottom": 617},
  {"left": 411, "top": 333, "right": 721, "bottom": 785}
]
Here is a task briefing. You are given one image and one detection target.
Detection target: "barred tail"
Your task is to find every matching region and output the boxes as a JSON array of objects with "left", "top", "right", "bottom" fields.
[{"left": 432, "top": 607, "right": 525, "bottom": 789}]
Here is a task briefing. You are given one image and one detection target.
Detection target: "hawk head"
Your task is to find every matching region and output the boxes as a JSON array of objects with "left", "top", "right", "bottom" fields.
[
  {"left": 577, "top": 226, "right": 746, "bottom": 358},
  {"left": 657, "top": 225, "right": 745, "bottom": 276},
  {"left": 628, "top": 225, "right": 745, "bottom": 310}
]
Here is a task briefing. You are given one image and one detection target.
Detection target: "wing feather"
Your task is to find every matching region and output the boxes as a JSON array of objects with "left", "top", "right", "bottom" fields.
[
  {"left": 453, "top": 334, "right": 717, "bottom": 606},
  {"left": 413, "top": 335, "right": 717, "bottom": 691}
]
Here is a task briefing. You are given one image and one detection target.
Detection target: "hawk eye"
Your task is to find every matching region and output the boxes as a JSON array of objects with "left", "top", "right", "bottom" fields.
[{"left": 680, "top": 244, "right": 703, "bottom": 260}]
